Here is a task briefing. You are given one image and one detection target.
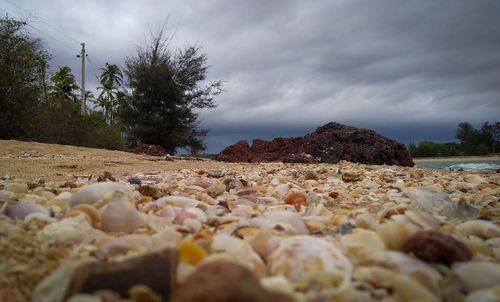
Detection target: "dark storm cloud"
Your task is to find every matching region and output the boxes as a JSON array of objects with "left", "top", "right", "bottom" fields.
[{"left": 2, "top": 0, "right": 499, "bottom": 153}]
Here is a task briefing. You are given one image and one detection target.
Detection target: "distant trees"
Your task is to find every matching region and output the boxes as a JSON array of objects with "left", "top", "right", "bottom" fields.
[
  {"left": 409, "top": 121, "right": 499, "bottom": 157},
  {"left": 0, "top": 15, "right": 124, "bottom": 149},
  {"left": 123, "top": 26, "right": 222, "bottom": 154}
]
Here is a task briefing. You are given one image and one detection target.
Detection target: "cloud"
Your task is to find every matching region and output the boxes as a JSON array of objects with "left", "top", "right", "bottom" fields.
[{"left": 4, "top": 0, "right": 500, "bottom": 153}]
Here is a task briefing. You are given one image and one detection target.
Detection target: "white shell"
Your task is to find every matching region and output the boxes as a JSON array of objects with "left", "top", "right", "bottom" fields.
[
  {"left": 263, "top": 210, "right": 307, "bottom": 233},
  {"left": 453, "top": 261, "right": 500, "bottom": 292},
  {"left": 99, "top": 201, "right": 145, "bottom": 232},
  {"left": 70, "top": 182, "right": 131, "bottom": 206},
  {"left": 268, "top": 235, "right": 352, "bottom": 292},
  {"left": 8, "top": 202, "right": 49, "bottom": 220},
  {"left": 457, "top": 220, "right": 500, "bottom": 239}
]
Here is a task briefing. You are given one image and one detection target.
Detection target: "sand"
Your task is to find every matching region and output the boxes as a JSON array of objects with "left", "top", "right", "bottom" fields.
[{"left": 0, "top": 140, "right": 243, "bottom": 182}]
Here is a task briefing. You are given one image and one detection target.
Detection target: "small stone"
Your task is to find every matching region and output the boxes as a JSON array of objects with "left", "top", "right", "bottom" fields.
[
  {"left": 205, "top": 181, "right": 226, "bottom": 198},
  {"left": 170, "top": 261, "right": 294, "bottom": 302},
  {"left": 138, "top": 185, "right": 161, "bottom": 198},
  {"left": 61, "top": 181, "right": 77, "bottom": 189},
  {"left": 329, "top": 191, "right": 339, "bottom": 199},
  {"left": 127, "top": 178, "right": 142, "bottom": 185},
  {"left": 402, "top": 230, "right": 472, "bottom": 265},
  {"left": 304, "top": 171, "right": 319, "bottom": 181},
  {"left": 97, "top": 171, "right": 115, "bottom": 182}
]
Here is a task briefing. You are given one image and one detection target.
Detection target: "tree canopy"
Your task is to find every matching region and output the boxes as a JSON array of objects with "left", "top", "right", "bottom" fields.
[
  {"left": 124, "top": 27, "right": 222, "bottom": 154},
  {"left": 409, "top": 121, "right": 499, "bottom": 157}
]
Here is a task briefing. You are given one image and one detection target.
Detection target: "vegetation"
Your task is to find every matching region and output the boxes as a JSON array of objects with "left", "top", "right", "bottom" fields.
[
  {"left": 1, "top": 16, "right": 221, "bottom": 152},
  {"left": 122, "top": 26, "right": 222, "bottom": 154},
  {"left": 409, "top": 121, "right": 499, "bottom": 157}
]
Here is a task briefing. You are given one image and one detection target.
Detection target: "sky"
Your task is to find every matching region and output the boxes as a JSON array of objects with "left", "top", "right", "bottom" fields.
[{"left": 2, "top": 0, "right": 500, "bottom": 153}]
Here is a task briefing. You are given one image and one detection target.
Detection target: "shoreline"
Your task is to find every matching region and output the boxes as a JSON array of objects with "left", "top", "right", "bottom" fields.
[{"left": 413, "top": 155, "right": 500, "bottom": 163}]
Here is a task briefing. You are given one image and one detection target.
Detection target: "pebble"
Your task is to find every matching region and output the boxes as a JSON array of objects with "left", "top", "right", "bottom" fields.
[{"left": 1, "top": 160, "right": 499, "bottom": 302}]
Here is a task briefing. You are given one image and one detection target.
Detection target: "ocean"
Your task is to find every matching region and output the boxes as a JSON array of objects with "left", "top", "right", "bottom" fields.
[{"left": 415, "top": 160, "right": 500, "bottom": 173}]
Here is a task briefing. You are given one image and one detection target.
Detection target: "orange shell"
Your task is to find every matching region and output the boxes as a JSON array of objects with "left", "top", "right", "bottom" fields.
[
  {"left": 179, "top": 241, "right": 207, "bottom": 265},
  {"left": 284, "top": 192, "right": 307, "bottom": 211},
  {"left": 69, "top": 204, "right": 100, "bottom": 228}
]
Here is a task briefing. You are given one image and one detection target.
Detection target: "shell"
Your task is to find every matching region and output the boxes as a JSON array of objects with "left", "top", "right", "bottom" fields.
[
  {"left": 267, "top": 235, "right": 352, "bottom": 292},
  {"left": 37, "top": 214, "right": 94, "bottom": 245},
  {"left": 70, "top": 182, "right": 131, "bottom": 206},
  {"left": 404, "top": 210, "right": 441, "bottom": 230},
  {"left": 284, "top": 192, "right": 307, "bottom": 211},
  {"left": 211, "top": 234, "right": 267, "bottom": 278},
  {"left": 376, "top": 221, "right": 409, "bottom": 251},
  {"left": 157, "top": 196, "right": 200, "bottom": 208},
  {"left": 97, "top": 234, "right": 154, "bottom": 258},
  {"left": 453, "top": 261, "right": 500, "bottom": 292},
  {"left": 8, "top": 202, "right": 50, "bottom": 220},
  {"left": 192, "top": 191, "right": 217, "bottom": 205},
  {"left": 390, "top": 273, "right": 440, "bottom": 302},
  {"left": 69, "top": 204, "right": 100, "bottom": 228},
  {"left": 340, "top": 229, "right": 385, "bottom": 259},
  {"left": 263, "top": 210, "right": 307, "bottom": 233},
  {"left": 93, "top": 190, "right": 135, "bottom": 209},
  {"left": 179, "top": 241, "right": 207, "bottom": 265},
  {"left": 99, "top": 201, "right": 145, "bottom": 233},
  {"left": 457, "top": 220, "right": 500, "bottom": 239},
  {"left": 384, "top": 251, "right": 443, "bottom": 289},
  {"left": 464, "top": 286, "right": 500, "bottom": 302}
]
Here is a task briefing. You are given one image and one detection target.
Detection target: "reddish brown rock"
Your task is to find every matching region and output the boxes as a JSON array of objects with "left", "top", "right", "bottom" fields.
[
  {"left": 132, "top": 144, "right": 167, "bottom": 157},
  {"left": 170, "top": 261, "right": 294, "bottom": 302},
  {"left": 213, "top": 140, "right": 251, "bottom": 162},
  {"left": 214, "top": 122, "right": 414, "bottom": 167},
  {"left": 402, "top": 230, "right": 472, "bottom": 265}
]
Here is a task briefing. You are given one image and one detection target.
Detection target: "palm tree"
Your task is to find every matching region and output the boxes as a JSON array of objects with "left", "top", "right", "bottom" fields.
[
  {"left": 49, "top": 66, "right": 79, "bottom": 102},
  {"left": 96, "top": 79, "right": 118, "bottom": 123},
  {"left": 98, "top": 63, "right": 123, "bottom": 124}
]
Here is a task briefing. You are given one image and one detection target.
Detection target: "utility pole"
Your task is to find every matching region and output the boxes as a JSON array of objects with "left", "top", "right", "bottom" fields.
[{"left": 80, "top": 42, "right": 86, "bottom": 115}]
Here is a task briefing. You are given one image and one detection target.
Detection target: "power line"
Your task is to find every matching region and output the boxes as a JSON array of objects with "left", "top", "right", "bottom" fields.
[
  {"left": 3, "top": 0, "right": 80, "bottom": 53},
  {"left": 26, "top": 23, "right": 80, "bottom": 53},
  {"left": 86, "top": 55, "right": 101, "bottom": 82}
]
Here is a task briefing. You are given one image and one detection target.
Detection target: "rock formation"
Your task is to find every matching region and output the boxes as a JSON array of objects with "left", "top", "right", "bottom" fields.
[
  {"left": 214, "top": 122, "right": 414, "bottom": 167},
  {"left": 132, "top": 144, "right": 167, "bottom": 157}
]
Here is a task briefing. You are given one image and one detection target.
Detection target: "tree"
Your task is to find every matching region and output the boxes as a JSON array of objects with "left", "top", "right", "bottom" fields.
[
  {"left": 0, "top": 15, "right": 50, "bottom": 138},
  {"left": 481, "top": 121, "right": 500, "bottom": 153},
  {"left": 124, "top": 26, "right": 222, "bottom": 153},
  {"left": 98, "top": 63, "right": 123, "bottom": 124},
  {"left": 49, "top": 66, "right": 79, "bottom": 102}
]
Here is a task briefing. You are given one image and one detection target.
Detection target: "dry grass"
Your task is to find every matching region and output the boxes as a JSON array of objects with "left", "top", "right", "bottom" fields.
[{"left": 0, "top": 140, "right": 242, "bottom": 182}]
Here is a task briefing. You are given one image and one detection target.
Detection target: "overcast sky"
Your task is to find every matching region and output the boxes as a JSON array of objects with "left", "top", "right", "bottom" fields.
[{"left": 2, "top": 0, "right": 500, "bottom": 153}]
